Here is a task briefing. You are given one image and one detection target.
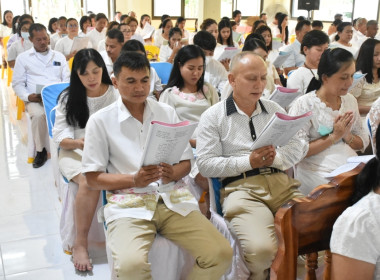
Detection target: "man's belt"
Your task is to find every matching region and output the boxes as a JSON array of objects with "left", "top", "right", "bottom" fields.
[{"left": 221, "top": 167, "right": 283, "bottom": 188}]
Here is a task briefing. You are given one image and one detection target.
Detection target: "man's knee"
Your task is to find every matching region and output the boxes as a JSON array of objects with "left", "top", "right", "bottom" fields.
[
  {"left": 115, "top": 252, "right": 150, "bottom": 279},
  {"left": 197, "top": 233, "right": 233, "bottom": 269},
  {"left": 244, "top": 237, "right": 277, "bottom": 267}
]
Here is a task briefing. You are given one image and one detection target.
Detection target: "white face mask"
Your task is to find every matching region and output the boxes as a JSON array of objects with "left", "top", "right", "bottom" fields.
[{"left": 21, "top": 31, "right": 29, "bottom": 40}]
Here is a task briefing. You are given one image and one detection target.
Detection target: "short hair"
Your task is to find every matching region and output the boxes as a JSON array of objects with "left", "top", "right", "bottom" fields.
[
  {"left": 332, "top": 19, "right": 342, "bottom": 27},
  {"left": 230, "top": 21, "right": 237, "bottom": 27},
  {"left": 260, "top": 13, "right": 267, "bottom": 18},
  {"left": 334, "top": 13, "right": 343, "bottom": 20},
  {"left": 121, "top": 39, "right": 146, "bottom": 55},
  {"left": 106, "top": 28, "right": 124, "bottom": 43},
  {"left": 89, "top": 14, "right": 96, "bottom": 21},
  {"left": 65, "top": 18, "right": 77, "bottom": 27},
  {"left": 232, "top": 10, "right": 241, "bottom": 18},
  {"left": 58, "top": 16, "right": 67, "bottom": 22},
  {"left": 245, "top": 32, "right": 265, "bottom": 43},
  {"left": 95, "top": 13, "right": 108, "bottom": 22},
  {"left": 29, "top": 23, "right": 47, "bottom": 38},
  {"left": 297, "top": 16, "right": 306, "bottom": 22},
  {"left": 193, "top": 31, "right": 217, "bottom": 51},
  {"left": 221, "top": 16, "right": 230, "bottom": 21},
  {"left": 274, "top": 12, "right": 282, "bottom": 20},
  {"left": 356, "top": 39, "right": 380, "bottom": 83},
  {"left": 107, "top": 21, "right": 119, "bottom": 30},
  {"left": 295, "top": 20, "right": 311, "bottom": 32},
  {"left": 120, "top": 14, "right": 129, "bottom": 23},
  {"left": 312, "top": 20, "right": 323, "bottom": 29},
  {"left": 356, "top": 17, "right": 367, "bottom": 27},
  {"left": 242, "top": 38, "right": 268, "bottom": 53},
  {"left": 230, "top": 52, "right": 265, "bottom": 73},
  {"left": 367, "top": 20, "right": 378, "bottom": 27},
  {"left": 79, "top": 16, "right": 90, "bottom": 32},
  {"left": 115, "top": 11, "right": 121, "bottom": 16},
  {"left": 200, "top": 18, "right": 217, "bottom": 31},
  {"left": 125, "top": 16, "right": 138, "bottom": 26},
  {"left": 300, "top": 30, "right": 329, "bottom": 55},
  {"left": 48, "top": 17, "right": 58, "bottom": 33},
  {"left": 113, "top": 51, "right": 150, "bottom": 78}
]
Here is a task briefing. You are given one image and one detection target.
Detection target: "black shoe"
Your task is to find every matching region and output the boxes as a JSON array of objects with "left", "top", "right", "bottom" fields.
[{"left": 33, "top": 148, "right": 47, "bottom": 168}]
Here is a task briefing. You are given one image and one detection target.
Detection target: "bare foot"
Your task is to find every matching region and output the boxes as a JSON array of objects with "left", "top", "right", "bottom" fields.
[{"left": 72, "top": 246, "right": 92, "bottom": 271}]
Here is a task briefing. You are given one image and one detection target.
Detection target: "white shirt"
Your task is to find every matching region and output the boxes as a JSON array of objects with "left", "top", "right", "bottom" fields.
[
  {"left": 82, "top": 97, "right": 198, "bottom": 224},
  {"left": 131, "top": 33, "right": 144, "bottom": 44},
  {"left": 7, "top": 33, "right": 19, "bottom": 49},
  {"left": 55, "top": 36, "right": 74, "bottom": 56},
  {"left": 12, "top": 47, "right": 70, "bottom": 102},
  {"left": 86, "top": 28, "right": 106, "bottom": 51},
  {"left": 149, "top": 67, "right": 163, "bottom": 97},
  {"left": 100, "top": 50, "right": 113, "bottom": 76},
  {"left": 7, "top": 39, "right": 33, "bottom": 63},
  {"left": 196, "top": 95, "right": 308, "bottom": 178},
  {"left": 50, "top": 33, "right": 66, "bottom": 50},
  {"left": 53, "top": 85, "right": 118, "bottom": 144},
  {"left": 351, "top": 30, "right": 368, "bottom": 49},
  {"left": 331, "top": 191, "right": 380, "bottom": 280},
  {"left": 287, "top": 66, "right": 317, "bottom": 94},
  {"left": 268, "top": 22, "right": 280, "bottom": 38},
  {"left": 159, "top": 44, "right": 173, "bottom": 62},
  {"left": 0, "top": 24, "right": 12, "bottom": 37},
  {"left": 97, "top": 39, "right": 106, "bottom": 52},
  {"left": 204, "top": 56, "right": 228, "bottom": 94},
  {"left": 329, "top": 41, "right": 359, "bottom": 59},
  {"left": 281, "top": 39, "right": 305, "bottom": 68},
  {"left": 153, "top": 33, "right": 168, "bottom": 49}
]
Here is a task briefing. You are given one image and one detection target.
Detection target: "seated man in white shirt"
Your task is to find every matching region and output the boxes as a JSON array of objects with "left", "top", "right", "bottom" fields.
[
  {"left": 193, "top": 30, "right": 227, "bottom": 95},
  {"left": 99, "top": 29, "right": 124, "bottom": 76},
  {"left": 352, "top": 17, "right": 368, "bottom": 48},
  {"left": 366, "top": 20, "right": 378, "bottom": 39},
  {"left": 12, "top": 23, "right": 70, "bottom": 168},
  {"left": 81, "top": 52, "right": 232, "bottom": 279},
  {"left": 281, "top": 20, "right": 311, "bottom": 75},
  {"left": 86, "top": 13, "right": 108, "bottom": 51},
  {"left": 196, "top": 52, "right": 307, "bottom": 280}
]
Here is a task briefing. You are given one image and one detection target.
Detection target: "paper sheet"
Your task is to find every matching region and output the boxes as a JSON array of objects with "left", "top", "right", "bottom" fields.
[
  {"left": 272, "top": 51, "right": 291, "bottom": 68},
  {"left": 70, "top": 37, "right": 90, "bottom": 53},
  {"left": 217, "top": 47, "right": 241, "bottom": 61},
  {"left": 269, "top": 86, "right": 302, "bottom": 108}
]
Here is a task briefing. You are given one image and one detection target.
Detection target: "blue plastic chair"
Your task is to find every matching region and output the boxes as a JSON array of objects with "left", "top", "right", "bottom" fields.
[
  {"left": 41, "top": 82, "right": 70, "bottom": 138},
  {"left": 150, "top": 62, "right": 173, "bottom": 85}
]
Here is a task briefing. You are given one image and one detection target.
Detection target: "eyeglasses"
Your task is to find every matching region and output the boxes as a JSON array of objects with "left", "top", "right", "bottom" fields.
[{"left": 68, "top": 24, "right": 78, "bottom": 28}]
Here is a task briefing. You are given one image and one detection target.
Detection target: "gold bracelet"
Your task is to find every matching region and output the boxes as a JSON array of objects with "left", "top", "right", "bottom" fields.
[
  {"left": 346, "top": 135, "right": 355, "bottom": 145},
  {"left": 329, "top": 134, "right": 335, "bottom": 145}
]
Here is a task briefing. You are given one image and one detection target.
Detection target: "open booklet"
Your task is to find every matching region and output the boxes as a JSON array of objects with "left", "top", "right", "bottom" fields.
[
  {"left": 325, "top": 155, "right": 375, "bottom": 179},
  {"left": 217, "top": 47, "right": 241, "bottom": 61},
  {"left": 141, "top": 23, "right": 155, "bottom": 39},
  {"left": 140, "top": 120, "right": 198, "bottom": 166},
  {"left": 233, "top": 31, "right": 243, "bottom": 43},
  {"left": 70, "top": 37, "right": 90, "bottom": 53},
  {"left": 272, "top": 51, "right": 291, "bottom": 68},
  {"left": 348, "top": 72, "right": 367, "bottom": 91},
  {"left": 250, "top": 111, "right": 313, "bottom": 150},
  {"left": 269, "top": 86, "right": 302, "bottom": 108}
]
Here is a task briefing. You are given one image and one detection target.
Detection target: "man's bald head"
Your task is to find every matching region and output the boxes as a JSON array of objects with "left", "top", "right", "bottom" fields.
[{"left": 230, "top": 52, "right": 266, "bottom": 74}]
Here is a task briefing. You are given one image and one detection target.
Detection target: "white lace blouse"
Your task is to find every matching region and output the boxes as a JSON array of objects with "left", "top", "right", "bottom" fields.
[
  {"left": 349, "top": 74, "right": 380, "bottom": 110},
  {"left": 368, "top": 97, "right": 380, "bottom": 152},
  {"left": 53, "top": 85, "right": 118, "bottom": 144},
  {"left": 289, "top": 91, "right": 369, "bottom": 194}
]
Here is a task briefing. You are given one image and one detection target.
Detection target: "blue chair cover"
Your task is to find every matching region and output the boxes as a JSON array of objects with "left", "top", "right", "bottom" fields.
[
  {"left": 41, "top": 82, "right": 70, "bottom": 138},
  {"left": 367, "top": 117, "right": 372, "bottom": 137},
  {"left": 211, "top": 178, "right": 223, "bottom": 216},
  {"left": 150, "top": 62, "right": 173, "bottom": 85}
]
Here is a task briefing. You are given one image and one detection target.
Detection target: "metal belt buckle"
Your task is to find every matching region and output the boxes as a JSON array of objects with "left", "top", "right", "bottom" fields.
[{"left": 259, "top": 167, "right": 272, "bottom": 175}]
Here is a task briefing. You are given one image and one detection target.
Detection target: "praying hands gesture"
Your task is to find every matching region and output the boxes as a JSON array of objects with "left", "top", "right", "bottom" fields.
[{"left": 331, "top": 111, "right": 354, "bottom": 142}]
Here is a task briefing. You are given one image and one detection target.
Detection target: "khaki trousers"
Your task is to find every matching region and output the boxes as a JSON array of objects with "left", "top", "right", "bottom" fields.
[
  {"left": 221, "top": 172, "right": 303, "bottom": 280},
  {"left": 107, "top": 200, "right": 233, "bottom": 280},
  {"left": 25, "top": 102, "right": 48, "bottom": 152}
]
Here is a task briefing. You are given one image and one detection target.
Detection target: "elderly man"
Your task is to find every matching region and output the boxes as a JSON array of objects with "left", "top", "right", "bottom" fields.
[
  {"left": 99, "top": 28, "right": 124, "bottom": 76},
  {"left": 367, "top": 20, "right": 379, "bottom": 39},
  {"left": 196, "top": 52, "right": 307, "bottom": 280},
  {"left": 352, "top": 17, "right": 368, "bottom": 48},
  {"left": 13, "top": 23, "right": 70, "bottom": 168}
]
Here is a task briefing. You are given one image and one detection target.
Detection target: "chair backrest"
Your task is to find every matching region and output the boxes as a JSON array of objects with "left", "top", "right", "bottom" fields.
[
  {"left": 145, "top": 45, "right": 160, "bottom": 61},
  {"left": 3, "top": 36, "right": 10, "bottom": 58},
  {"left": 366, "top": 115, "right": 375, "bottom": 153},
  {"left": 150, "top": 62, "right": 173, "bottom": 85},
  {"left": 270, "top": 163, "right": 365, "bottom": 280},
  {"left": 41, "top": 82, "right": 70, "bottom": 138},
  {"left": 208, "top": 178, "right": 223, "bottom": 216}
]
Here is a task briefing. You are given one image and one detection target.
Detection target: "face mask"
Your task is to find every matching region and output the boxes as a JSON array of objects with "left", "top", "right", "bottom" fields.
[{"left": 21, "top": 32, "right": 29, "bottom": 40}]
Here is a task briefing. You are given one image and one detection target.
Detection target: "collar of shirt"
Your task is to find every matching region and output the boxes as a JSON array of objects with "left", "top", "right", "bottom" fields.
[
  {"left": 116, "top": 96, "right": 154, "bottom": 123},
  {"left": 226, "top": 93, "right": 268, "bottom": 118}
]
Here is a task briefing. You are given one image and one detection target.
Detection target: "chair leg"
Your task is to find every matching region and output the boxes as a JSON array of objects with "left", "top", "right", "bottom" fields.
[
  {"left": 305, "top": 252, "right": 318, "bottom": 280},
  {"left": 17, "top": 98, "right": 24, "bottom": 120},
  {"left": 323, "top": 250, "right": 332, "bottom": 280},
  {"left": 7, "top": 67, "right": 12, "bottom": 86}
]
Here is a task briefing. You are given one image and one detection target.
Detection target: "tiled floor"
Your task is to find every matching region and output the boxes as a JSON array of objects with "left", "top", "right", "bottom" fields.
[{"left": 0, "top": 80, "right": 110, "bottom": 280}]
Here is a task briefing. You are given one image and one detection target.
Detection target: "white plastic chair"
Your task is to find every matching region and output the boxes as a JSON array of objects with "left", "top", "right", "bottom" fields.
[{"left": 208, "top": 178, "right": 250, "bottom": 280}]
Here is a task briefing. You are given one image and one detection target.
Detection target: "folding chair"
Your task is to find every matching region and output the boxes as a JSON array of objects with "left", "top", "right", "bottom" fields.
[
  {"left": 145, "top": 45, "right": 160, "bottom": 61},
  {"left": 150, "top": 62, "right": 173, "bottom": 85}
]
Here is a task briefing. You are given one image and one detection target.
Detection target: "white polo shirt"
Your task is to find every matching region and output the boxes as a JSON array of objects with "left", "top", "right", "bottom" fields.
[
  {"left": 100, "top": 50, "right": 113, "bottom": 76},
  {"left": 281, "top": 39, "right": 305, "bottom": 68},
  {"left": 86, "top": 28, "right": 106, "bottom": 51},
  {"left": 12, "top": 47, "right": 70, "bottom": 101},
  {"left": 82, "top": 97, "right": 198, "bottom": 224}
]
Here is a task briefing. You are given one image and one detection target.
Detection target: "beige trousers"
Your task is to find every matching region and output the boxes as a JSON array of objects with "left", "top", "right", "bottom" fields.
[
  {"left": 25, "top": 102, "right": 48, "bottom": 152},
  {"left": 107, "top": 200, "right": 233, "bottom": 280},
  {"left": 221, "top": 172, "right": 303, "bottom": 280}
]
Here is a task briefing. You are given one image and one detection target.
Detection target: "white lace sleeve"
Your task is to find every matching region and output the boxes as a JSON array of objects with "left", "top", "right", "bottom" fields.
[
  {"left": 346, "top": 95, "right": 370, "bottom": 152},
  {"left": 368, "top": 97, "right": 380, "bottom": 151},
  {"left": 349, "top": 77, "right": 365, "bottom": 98}
]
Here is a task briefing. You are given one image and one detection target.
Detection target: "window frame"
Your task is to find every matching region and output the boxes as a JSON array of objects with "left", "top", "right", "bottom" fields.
[{"left": 290, "top": 0, "right": 380, "bottom": 22}]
